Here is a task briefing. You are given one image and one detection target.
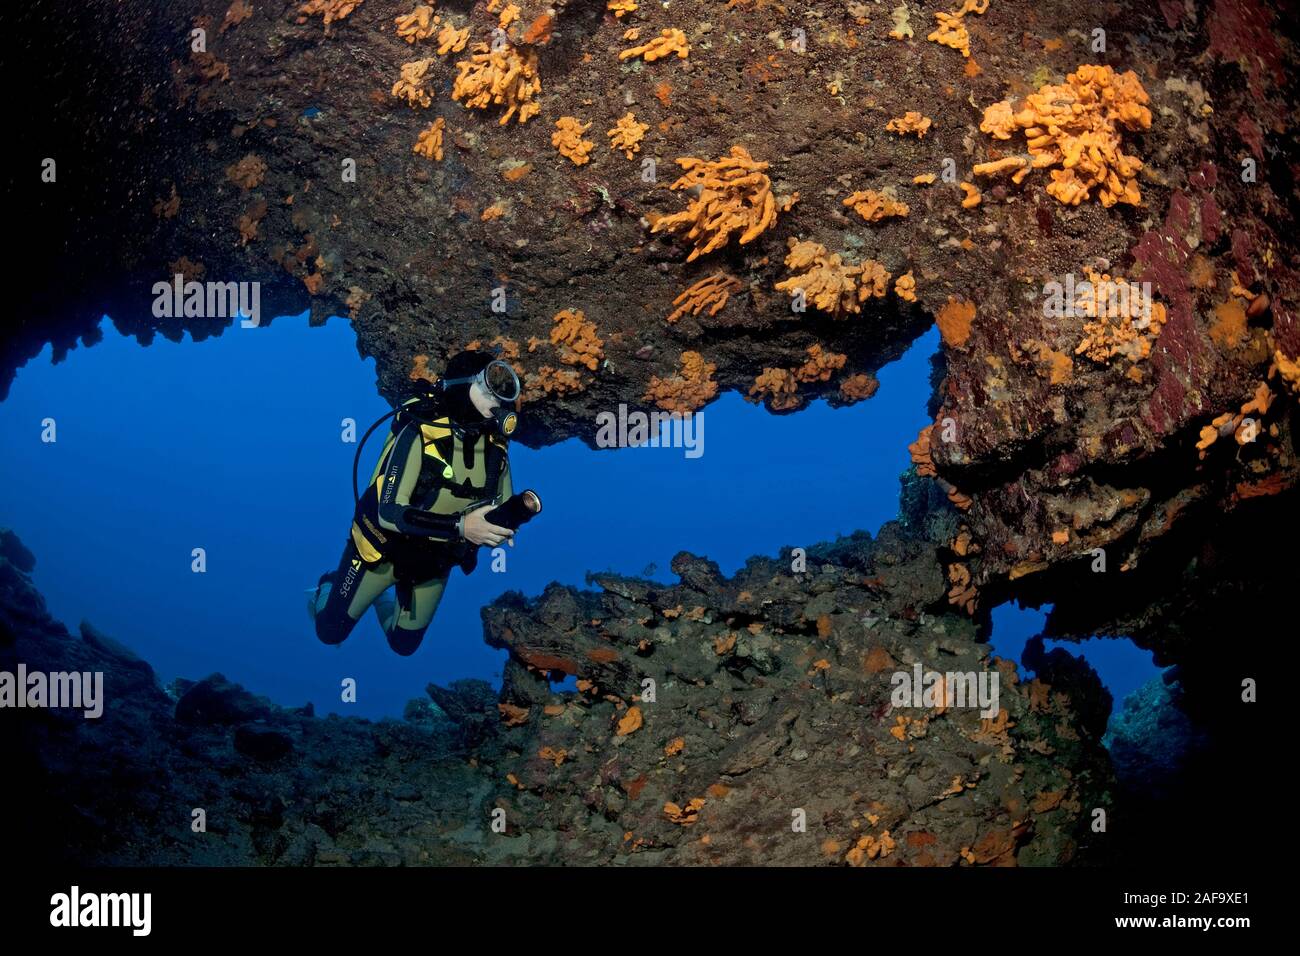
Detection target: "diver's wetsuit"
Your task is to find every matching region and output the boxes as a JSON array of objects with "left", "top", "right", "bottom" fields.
[{"left": 312, "top": 395, "right": 512, "bottom": 655}]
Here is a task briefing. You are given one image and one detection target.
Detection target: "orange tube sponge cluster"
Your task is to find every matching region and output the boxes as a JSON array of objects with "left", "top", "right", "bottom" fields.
[
  {"left": 538, "top": 746, "right": 567, "bottom": 767},
  {"left": 644, "top": 351, "right": 719, "bottom": 413},
  {"left": 523, "top": 366, "right": 584, "bottom": 399},
  {"left": 616, "top": 706, "right": 643, "bottom": 736},
  {"left": 413, "top": 117, "right": 446, "bottom": 160},
  {"left": 652, "top": 146, "right": 779, "bottom": 262},
  {"left": 748, "top": 367, "right": 801, "bottom": 410},
  {"left": 410, "top": 354, "right": 438, "bottom": 384},
  {"left": 664, "top": 798, "right": 705, "bottom": 825},
  {"left": 843, "top": 189, "right": 909, "bottom": 222},
  {"left": 608, "top": 112, "right": 649, "bottom": 158},
  {"left": 227, "top": 154, "right": 267, "bottom": 189},
  {"left": 221, "top": 0, "right": 254, "bottom": 31},
  {"left": 552, "top": 116, "right": 594, "bottom": 165},
  {"left": 1277, "top": 349, "right": 1300, "bottom": 399},
  {"left": 895, "top": 271, "right": 917, "bottom": 302},
  {"left": 858, "top": 260, "right": 891, "bottom": 298},
  {"left": 747, "top": 346, "right": 849, "bottom": 411},
  {"left": 395, "top": 5, "right": 438, "bottom": 42},
  {"left": 451, "top": 42, "right": 542, "bottom": 125},
  {"left": 936, "top": 295, "right": 975, "bottom": 347},
  {"left": 972, "top": 155, "right": 1028, "bottom": 178},
  {"left": 392, "top": 58, "right": 436, "bottom": 108},
  {"left": 1072, "top": 269, "right": 1167, "bottom": 363},
  {"left": 666, "top": 272, "right": 742, "bottom": 323},
  {"left": 299, "top": 0, "right": 365, "bottom": 28},
  {"left": 910, "top": 422, "right": 973, "bottom": 520},
  {"left": 192, "top": 51, "right": 229, "bottom": 83},
  {"left": 436, "top": 23, "right": 469, "bottom": 55},
  {"left": 909, "top": 425, "right": 937, "bottom": 477},
  {"left": 774, "top": 239, "right": 892, "bottom": 319},
  {"left": 886, "top": 112, "right": 933, "bottom": 138},
  {"left": 619, "top": 28, "right": 690, "bottom": 63},
  {"left": 845, "top": 830, "right": 895, "bottom": 865},
  {"left": 927, "top": 0, "right": 988, "bottom": 58},
  {"left": 467, "top": 334, "right": 523, "bottom": 372},
  {"left": 1196, "top": 382, "right": 1276, "bottom": 459},
  {"left": 947, "top": 561, "right": 978, "bottom": 612},
  {"left": 237, "top": 199, "right": 266, "bottom": 244},
  {"left": 978, "top": 64, "right": 1152, "bottom": 207},
  {"left": 952, "top": 525, "right": 980, "bottom": 559},
  {"left": 795, "top": 344, "right": 847, "bottom": 382},
  {"left": 497, "top": 702, "right": 530, "bottom": 726},
  {"left": 840, "top": 373, "right": 879, "bottom": 401},
  {"left": 550, "top": 309, "right": 604, "bottom": 369}
]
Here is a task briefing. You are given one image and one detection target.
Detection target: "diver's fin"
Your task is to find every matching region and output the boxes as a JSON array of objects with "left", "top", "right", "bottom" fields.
[{"left": 307, "top": 573, "right": 335, "bottom": 622}]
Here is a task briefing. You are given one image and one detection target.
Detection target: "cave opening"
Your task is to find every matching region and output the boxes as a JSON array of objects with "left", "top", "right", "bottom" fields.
[{"left": 0, "top": 312, "right": 940, "bottom": 720}]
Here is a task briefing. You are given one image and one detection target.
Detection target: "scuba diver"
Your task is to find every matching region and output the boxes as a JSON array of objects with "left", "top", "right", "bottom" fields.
[{"left": 308, "top": 349, "right": 541, "bottom": 656}]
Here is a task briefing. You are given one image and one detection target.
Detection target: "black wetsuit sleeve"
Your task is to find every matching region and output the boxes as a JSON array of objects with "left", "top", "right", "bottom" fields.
[{"left": 376, "top": 424, "right": 463, "bottom": 542}]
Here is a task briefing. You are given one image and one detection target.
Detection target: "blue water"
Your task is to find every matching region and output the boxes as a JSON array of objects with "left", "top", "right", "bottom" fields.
[
  {"left": 1, "top": 314, "right": 944, "bottom": 718},
  {"left": 987, "top": 601, "right": 1161, "bottom": 707}
]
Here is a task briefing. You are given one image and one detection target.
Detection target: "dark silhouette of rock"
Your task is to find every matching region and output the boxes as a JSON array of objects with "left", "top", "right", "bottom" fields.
[
  {"left": 175, "top": 675, "right": 274, "bottom": 726},
  {"left": 80, "top": 620, "right": 153, "bottom": 678},
  {"left": 425, "top": 679, "right": 496, "bottom": 725},
  {"left": 0, "top": 528, "right": 35, "bottom": 573},
  {"left": 234, "top": 724, "right": 294, "bottom": 762},
  {"left": 1022, "top": 635, "right": 1114, "bottom": 741},
  {"left": 425, "top": 678, "right": 498, "bottom": 751},
  {"left": 1105, "top": 670, "right": 1207, "bottom": 800}
]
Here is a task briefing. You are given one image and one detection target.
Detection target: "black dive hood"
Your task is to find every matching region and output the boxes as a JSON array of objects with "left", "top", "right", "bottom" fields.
[
  {"left": 440, "top": 351, "right": 493, "bottom": 425},
  {"left": 439, "top": 352, "right": 521, "bottom": 437}
]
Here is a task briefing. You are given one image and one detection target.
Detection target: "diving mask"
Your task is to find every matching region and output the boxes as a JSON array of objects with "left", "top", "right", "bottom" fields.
[{"left": 441, "top": 358, "right": 521, "bottom": 404}]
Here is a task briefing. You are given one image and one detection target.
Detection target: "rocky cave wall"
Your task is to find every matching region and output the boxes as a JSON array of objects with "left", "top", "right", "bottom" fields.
[
  {"left": 8, "top": 0, "right": 1298, "bottom": 663},
  {"left": 4, "top": 520, "right": 1124, "bottom": 866},
  {"left": 2, "top": 0, "right": 1294, "bottom": 864}
]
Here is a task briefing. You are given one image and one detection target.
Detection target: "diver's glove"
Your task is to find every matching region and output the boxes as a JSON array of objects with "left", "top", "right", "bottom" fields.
[{"left": 481, "top": 490, "right": 542, "bottom": 531}]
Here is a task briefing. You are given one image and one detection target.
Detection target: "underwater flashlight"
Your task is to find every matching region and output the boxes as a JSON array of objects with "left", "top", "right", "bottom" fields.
[{"left": 482, "top": 489, "right": 542, "bottom": 531}]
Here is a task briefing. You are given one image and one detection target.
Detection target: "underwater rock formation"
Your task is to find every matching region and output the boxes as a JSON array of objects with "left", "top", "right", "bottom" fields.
[
  {"left": 1098, "top": 667, "right": 1258, "bottom": 867},
  {"left": 9, "top": 0, "right": 1297, "bottom": 649},
  {"left": 479, "top": 531, "right": 1115, "bottom": 865},
  {"left": 4, "top": 525, "right": 1120, "bottom": 866},
  {"left": 6, "top": 0, "right": 1296, "bottom": 817},
  {"left": 1104, "top": 670, "right": 1207, "bottom": 804}
]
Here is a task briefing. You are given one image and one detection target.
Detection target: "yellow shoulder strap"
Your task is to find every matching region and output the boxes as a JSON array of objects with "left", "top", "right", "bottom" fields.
[{"left": 419, "top": 417, "right": 455, "bottom": 479}]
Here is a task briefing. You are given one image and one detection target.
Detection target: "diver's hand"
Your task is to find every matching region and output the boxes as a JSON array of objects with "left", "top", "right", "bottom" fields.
[{"left": 462, "top": 505, "right": 514, "bottom": 547}]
